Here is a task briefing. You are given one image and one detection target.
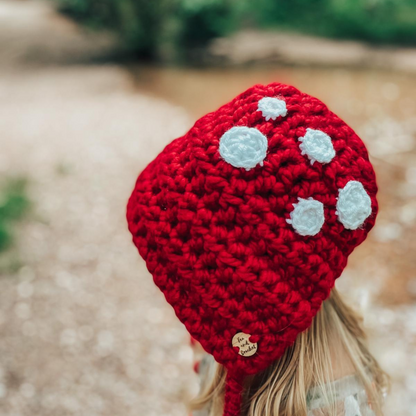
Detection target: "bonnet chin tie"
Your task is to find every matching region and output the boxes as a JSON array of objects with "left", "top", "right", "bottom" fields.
[
  {"left": 224, "top": 371, "right": 245, "bottom": 416},
  {"left": 126, "top": 82, "right": 378, "bottom": 416}
]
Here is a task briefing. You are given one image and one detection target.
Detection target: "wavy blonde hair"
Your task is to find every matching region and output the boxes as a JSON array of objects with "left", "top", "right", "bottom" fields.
[{"left": 190, "top": 288, "right": 389, "bottom": 416}]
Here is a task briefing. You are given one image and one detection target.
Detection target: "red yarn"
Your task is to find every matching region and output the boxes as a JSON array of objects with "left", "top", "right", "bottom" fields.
[
  {"left": 224, "top": 371, "right": 245, "bottom": 416},
  {"left": 126, "top": 82, "right": 378, "bottom": 416}
]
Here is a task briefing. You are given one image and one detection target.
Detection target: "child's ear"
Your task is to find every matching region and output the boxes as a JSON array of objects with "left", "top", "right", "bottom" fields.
[{"left": 190, "top": 336, "right": 205, "bottom": 374}]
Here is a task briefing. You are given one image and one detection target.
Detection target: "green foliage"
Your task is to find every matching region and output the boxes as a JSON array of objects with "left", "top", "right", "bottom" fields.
[
  {"left": 0, "top": 178, "right": 30, "bottom": 253},
  {"left": 55, "top": 0, "right": 416, "bottom": 59},
  {"left": 177, "top": 0, "right": 237, "bottom": 49},
  {"left": 57, "top": 0, "right": 171, "bottom": 56},
  {"left": 245, "top": 0, "right": 416, "bottom": 46},
  {"left": 57, "top": 0, "right": 237, "bottom": 58}
]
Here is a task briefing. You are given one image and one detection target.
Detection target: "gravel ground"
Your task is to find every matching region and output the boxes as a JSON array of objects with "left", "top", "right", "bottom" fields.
[
  {"left": 0, "top": 65, "right": 195, "bottom": 416},
  {"left": 0, "top": 2, "right": 196, "bottom": 415},
  {"left": 0, "top": 1, "right": 415, "bottom": 415}
]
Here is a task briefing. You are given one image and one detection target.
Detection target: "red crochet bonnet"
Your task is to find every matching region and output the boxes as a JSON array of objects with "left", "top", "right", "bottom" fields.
[{"left": 126, "top": 82, "right": 378, "bottom": 416}]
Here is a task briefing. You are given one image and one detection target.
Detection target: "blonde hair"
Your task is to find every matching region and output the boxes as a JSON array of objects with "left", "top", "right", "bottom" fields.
[{"left": 190, "top": 288, "right": 389, "bottom": 416}]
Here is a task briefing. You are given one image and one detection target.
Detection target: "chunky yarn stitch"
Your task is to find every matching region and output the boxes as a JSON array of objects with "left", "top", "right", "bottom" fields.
[{"left": 126, "top": 82, "right": 378, "bottom": 416}]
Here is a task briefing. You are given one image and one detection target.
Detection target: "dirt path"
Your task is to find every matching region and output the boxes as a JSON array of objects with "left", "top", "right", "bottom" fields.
[
  {"left": 0, "top": 1, "right": 415, "bottom": 415},
  {"left": 207, "top": 30, "right": 416, "bottom": 72}
]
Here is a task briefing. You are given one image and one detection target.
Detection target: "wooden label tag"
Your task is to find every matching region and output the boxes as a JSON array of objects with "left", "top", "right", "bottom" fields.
[{"left": 232, "top": 332, "right": 258, "bottom": 357}]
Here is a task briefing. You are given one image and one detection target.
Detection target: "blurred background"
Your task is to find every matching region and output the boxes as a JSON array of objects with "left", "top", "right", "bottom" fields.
[{"left": 0, "top": 0, "right": 416, "bottom": 415}]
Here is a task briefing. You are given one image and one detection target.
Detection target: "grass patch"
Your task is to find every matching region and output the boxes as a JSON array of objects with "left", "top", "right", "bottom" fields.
[{"left": 0, "top": 177, "right": 30, "bottom": 253}]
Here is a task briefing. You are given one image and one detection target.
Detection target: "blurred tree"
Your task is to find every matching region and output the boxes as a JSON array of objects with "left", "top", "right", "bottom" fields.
[
  {"left": 56, "top": 0, "right": 416, "bottom": 60},
  {"left": 58, "top": 0, "right": 177, "bottom": 57},
  {"left": 177, "top": 0, "right": 236, "bottom": 48},
  {"left": 57, "top": 0, "right": 236, "bottom": 59}
]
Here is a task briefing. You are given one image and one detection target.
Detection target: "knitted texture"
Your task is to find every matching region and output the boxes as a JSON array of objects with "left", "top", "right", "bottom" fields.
[{"left": 126, "top": 82, "right": 378, "bottom": 416}]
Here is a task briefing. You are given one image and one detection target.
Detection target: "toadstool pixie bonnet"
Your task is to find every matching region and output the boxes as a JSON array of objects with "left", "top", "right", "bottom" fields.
[{"left": 126, "top": 83, "right": 378, "bottom": 416}]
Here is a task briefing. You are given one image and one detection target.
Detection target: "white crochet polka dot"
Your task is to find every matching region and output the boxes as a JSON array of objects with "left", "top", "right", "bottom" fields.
[
  {"left": 286, "top": 197, "right": 325, "bottom": 236},
  {"left": 257, "top": 97, "right": 287, "bottom": 121},
  {"left": 336, "top": 181, "right": 372, "bottom": 230},
  {"left": 219, "top": 126, "right": 268, "bottom": 170},
  {"left": 298, "top": 128, "right": 336, "bottom": 165}
]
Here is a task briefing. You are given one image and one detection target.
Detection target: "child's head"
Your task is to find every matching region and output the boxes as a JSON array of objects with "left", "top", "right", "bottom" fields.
[
  {"left": 127, "top": 82, "right": 385, "bottom": 416},
  {"left": 191, "top": 288, "right": 389, "bottom": 416}
]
